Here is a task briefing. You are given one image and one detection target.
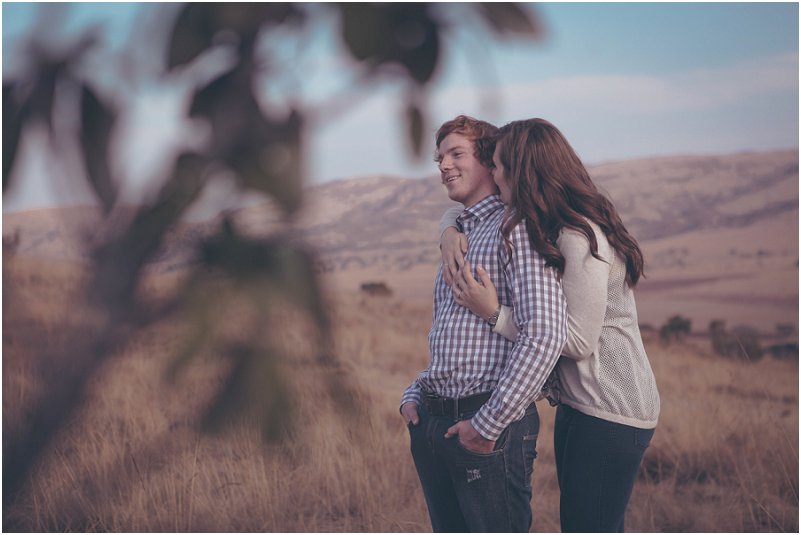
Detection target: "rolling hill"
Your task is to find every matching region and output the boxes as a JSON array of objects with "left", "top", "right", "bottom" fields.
[{"left": 4, "top": 149, "right": 798, "bottom": 332}]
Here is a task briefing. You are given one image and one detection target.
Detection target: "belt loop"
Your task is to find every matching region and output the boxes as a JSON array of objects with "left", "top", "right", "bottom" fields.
[{"left": 453, "top": 397, "right": 459, "bottom": 419}]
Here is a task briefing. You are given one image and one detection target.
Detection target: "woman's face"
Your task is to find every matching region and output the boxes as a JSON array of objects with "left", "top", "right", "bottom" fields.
[{"left": 492, "top": 143, "right": 513, "bottom": 205}]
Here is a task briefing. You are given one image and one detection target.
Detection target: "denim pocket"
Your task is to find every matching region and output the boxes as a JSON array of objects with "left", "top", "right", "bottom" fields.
[
  {"left": 522, "top": 433, "right": 538, "bottom": 488},
  {"left": 454, "top": 436, "right": 505, "bottom": 458}
]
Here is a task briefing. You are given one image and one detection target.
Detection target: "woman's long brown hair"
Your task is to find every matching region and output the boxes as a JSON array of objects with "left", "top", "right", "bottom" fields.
[{"left": 497, "top": 118, "right": 644, "bottom": 286}]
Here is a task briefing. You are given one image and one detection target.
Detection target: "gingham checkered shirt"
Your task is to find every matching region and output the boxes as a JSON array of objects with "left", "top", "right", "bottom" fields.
[{"left": 401, "top": 195, "right": 568, "bottom": 440}]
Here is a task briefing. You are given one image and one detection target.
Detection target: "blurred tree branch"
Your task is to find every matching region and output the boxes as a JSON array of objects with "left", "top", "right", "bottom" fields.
[{"left": 3, "top": 2, "right": 543, "bottom": 508}]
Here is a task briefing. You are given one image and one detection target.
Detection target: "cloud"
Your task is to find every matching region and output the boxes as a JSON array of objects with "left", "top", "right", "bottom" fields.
[{"left": 432, "top": 52, "right": 799, "bottom": 117}]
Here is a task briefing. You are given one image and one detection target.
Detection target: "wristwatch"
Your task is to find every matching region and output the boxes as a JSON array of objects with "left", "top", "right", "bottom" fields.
[{"left": 487, "top": 307, "right": 501, "bottom": 327}]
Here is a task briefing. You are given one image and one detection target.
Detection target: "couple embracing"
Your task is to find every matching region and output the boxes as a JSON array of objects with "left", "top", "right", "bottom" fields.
[{"left": 400, "top": 116, "right": 660, "bottom": 532}]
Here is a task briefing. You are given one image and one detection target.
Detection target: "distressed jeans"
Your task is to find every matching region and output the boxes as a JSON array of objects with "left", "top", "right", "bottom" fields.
[
  {"left": 408, "top": 403, "right": 540, "bottom": 532},
  {"left": 554, "top": 403, "right": 655, "bottom": 532}
]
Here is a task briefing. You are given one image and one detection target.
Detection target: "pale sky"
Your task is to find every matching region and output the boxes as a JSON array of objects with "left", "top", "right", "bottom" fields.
[{"left": 3, "top": 2, "right": 799, "bottom": 214}]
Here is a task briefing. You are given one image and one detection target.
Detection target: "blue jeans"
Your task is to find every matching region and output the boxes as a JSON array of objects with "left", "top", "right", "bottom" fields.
[
  {"left": 554, "top": 404, "right": 655, "bottom": 532},
  {"left": 408, "top": 403, "right": 540, "bottom": 532}
]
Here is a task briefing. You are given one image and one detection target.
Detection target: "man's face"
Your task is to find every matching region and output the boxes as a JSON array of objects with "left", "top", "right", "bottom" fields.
[
  {"left": 437, "top": 132, "right": 497, "bottom": 207},
  {"left": 492, "top": 143, "right": 512, "bottom": 205}
]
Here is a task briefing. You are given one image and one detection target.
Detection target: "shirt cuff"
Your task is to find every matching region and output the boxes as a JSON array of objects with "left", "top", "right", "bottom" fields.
[
  {"left": 400, "top": 387, "right": 423, "bottom": 415},
  {"left": 470, "top": 408, "right": 504, "bottom": 441}
]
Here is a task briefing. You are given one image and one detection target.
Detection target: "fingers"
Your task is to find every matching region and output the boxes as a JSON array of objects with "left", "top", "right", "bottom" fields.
[
  {"left": 452, "top": 263, "right": 476, "bottom": 305},
  {"left": 402, "top": 403, "right": 420, "bottom": 426},
  {"left": 409, "top": 408, "right": 419, "bottom": 426},
  {"left": 451, "top": 258, "right": 464, "bottom": 281},
  {"left": 444, "top": 422, "right": 460, "bottom": 438},
  {"left": 475, "top": 265, "right": 493, "bottom": 289},
  {"left": 453, "top": 290, "right": 464, "bottom": 306},
  {"left": 443, "top": 259, "right": 461, "bottom": 288},
  {"left": 459, "top": 261, "right": 478, "bottom": 288},
  {"left": 450, "top": 259, "right": 462, "bottom": 278},
  {"left": 441, "top": 228, "right": 467, "bottom": 274}
]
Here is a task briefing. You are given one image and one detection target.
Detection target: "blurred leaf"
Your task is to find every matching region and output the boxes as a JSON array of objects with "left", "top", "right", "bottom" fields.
[
  {"left": 231, "top": 109, "right": 303, "bottom": 214},
  {"left": 200, "top": 222, "right": 327, "bottom": 331},
  {"left": 395, "top": 6, "right": 440, "bottom": 84},
  {"left": 202, "top": 343, "right": 292, "bottom": 442},
  {"left": 189, "top": 66, "right": 247, "bottom": 130},
  {"left": 476, "top": 3, "right": 543, "bottom": 36},
  {"left": 165, "top": 275, "right": 220, "bottom": 382},
  {"left": 168, "top": 3, "right": 301, "bottom": 69},
  {"left": 93, "top": 154, "right": 207, "bottom": 309},
  {"left": 2, "top": 84, "right": 26, "bottom": 191},
  {"left": 80, "top": 85, "right": 118, "bottom": 214},
  {"left": 28, "top": 60, "right": 62, "bottom": 131},
  {"left": 276, "top": 245, "right": 328, "bottom": 331},
  {"left": 340, "top": 3, "right": 384, "bottom": 62},
  {"left": 216, "top": 2, "right": 300, "bottom": 33},
  {"left": 167, "top": 4, "right": 220, "bottom": 69},
  {"left": 201, "top": 223, "right": 282, "bottom": 278},
  {"left": 406, "top": 102, "right": 425, "bottom": 158},
  {"left": 191, "top": 68, "right": 304, "bottom": 214},
  {"left": 340, "top": 4, "right": 440, "bottom": 84}
]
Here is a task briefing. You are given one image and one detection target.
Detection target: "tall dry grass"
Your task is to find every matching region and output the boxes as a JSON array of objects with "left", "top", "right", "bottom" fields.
[{"left": 3, "top": 258, "right": 798, "bottom": 532}]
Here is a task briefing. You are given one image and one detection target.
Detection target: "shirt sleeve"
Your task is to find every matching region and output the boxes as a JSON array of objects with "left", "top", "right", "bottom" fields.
[
  {"left": 472, "top": 223, "right": 568, "bottom": 440},
  {"left": 439, "top": 205, "right": 463, "bottom": 238},
  {"left": 491, "top": 227, "right": 612, "bottom": 360},
  {"left": 400, "top": 380, "right": 424, "bottom": 413},
  {"left": 557, "top": 226, "right": 611, "bottom": 361}
]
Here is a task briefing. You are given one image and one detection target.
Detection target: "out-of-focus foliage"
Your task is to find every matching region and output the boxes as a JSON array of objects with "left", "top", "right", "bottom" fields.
[
  {"left": 709, "top": 320, "right": 764, "bottom": 361},
  {"left": 660, "top": 314, "right": 692, "bottom": 344},
  {"left": 2, "top": 2, "right": 542, "bottom": 506}
]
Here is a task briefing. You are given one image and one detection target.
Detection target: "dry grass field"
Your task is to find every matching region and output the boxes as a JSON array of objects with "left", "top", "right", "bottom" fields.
[{"left": 3, "top": 256, "right": 798, "bottom": 532}]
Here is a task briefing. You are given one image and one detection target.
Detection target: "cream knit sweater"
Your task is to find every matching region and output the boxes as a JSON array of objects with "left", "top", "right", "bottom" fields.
[{"left": 441, "top": 207, "right": 660, "bottom": 429}]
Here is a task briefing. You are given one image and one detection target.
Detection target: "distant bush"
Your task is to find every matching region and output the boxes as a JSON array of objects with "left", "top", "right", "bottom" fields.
[
  {"left": 3, "top": 230, "right": 20, "bottom": 256},
  {"left": 710, "top": 320, "right": 737, "bottom": 356},
  {"left": 766, "top": 342, "right": 799, "bottom": 360},
  {"left": 660, "top": 315, "right": 692, "bottom": 344},
  {"left": 731, "top": 325, "right": 763, "bottom": 361},
  {"left": 709, "top": 320, "right": 763, "bottom": 361},
  {"left": 775, "top": 323, "right": 796, "bottom": 338},
  {"left": 360, "top": 282, "right": 392, "bottom": 297}
]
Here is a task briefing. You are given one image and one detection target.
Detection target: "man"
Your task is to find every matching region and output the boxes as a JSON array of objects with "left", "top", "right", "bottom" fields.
[{"left": 400, "top": 115, "right": 567, "bottom": 532}]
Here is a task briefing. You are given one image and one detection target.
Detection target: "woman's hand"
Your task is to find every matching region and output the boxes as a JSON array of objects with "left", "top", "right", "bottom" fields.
[
  {"left": 453, "top": 261, "right": 501, "bottom": 322},
  {"left": 440, "top": 227, "right": 467, "bottom": 287}
]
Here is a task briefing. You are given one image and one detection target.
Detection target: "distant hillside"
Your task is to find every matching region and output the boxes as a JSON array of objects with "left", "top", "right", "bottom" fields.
[{"left": 4, "top": 149, "right": 798, "bottom": 330}]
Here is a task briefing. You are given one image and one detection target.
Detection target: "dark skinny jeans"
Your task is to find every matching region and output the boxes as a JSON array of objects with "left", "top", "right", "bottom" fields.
[{"left": 554, "top": 403, "right": 655, "bottom": 532}]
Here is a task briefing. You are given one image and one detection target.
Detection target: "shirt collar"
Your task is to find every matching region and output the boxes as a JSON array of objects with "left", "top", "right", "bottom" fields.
[{"left": 456, "top": 195, "right": 504, "bottom": 231}]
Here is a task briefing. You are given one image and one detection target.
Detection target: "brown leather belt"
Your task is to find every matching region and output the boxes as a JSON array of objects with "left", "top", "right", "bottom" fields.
[{"left": 423, "top": 391, "right": 492, "bottom": 419}]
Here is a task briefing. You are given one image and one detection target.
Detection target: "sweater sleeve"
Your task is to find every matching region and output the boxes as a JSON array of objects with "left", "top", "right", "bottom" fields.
[
  {"left": 556, "top": 226, "right": 611, "bottom": 361},
  {"left": 492, "top": 305, "right": 517, "bottom": 342},
  {"left": 439, "top": 205, "right": 463, "bottom": 238}
]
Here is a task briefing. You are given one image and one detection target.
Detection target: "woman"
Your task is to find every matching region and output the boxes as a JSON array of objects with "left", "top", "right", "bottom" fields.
[{"left": 439, "top": 118, "right": 659, "bottom": 532}]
